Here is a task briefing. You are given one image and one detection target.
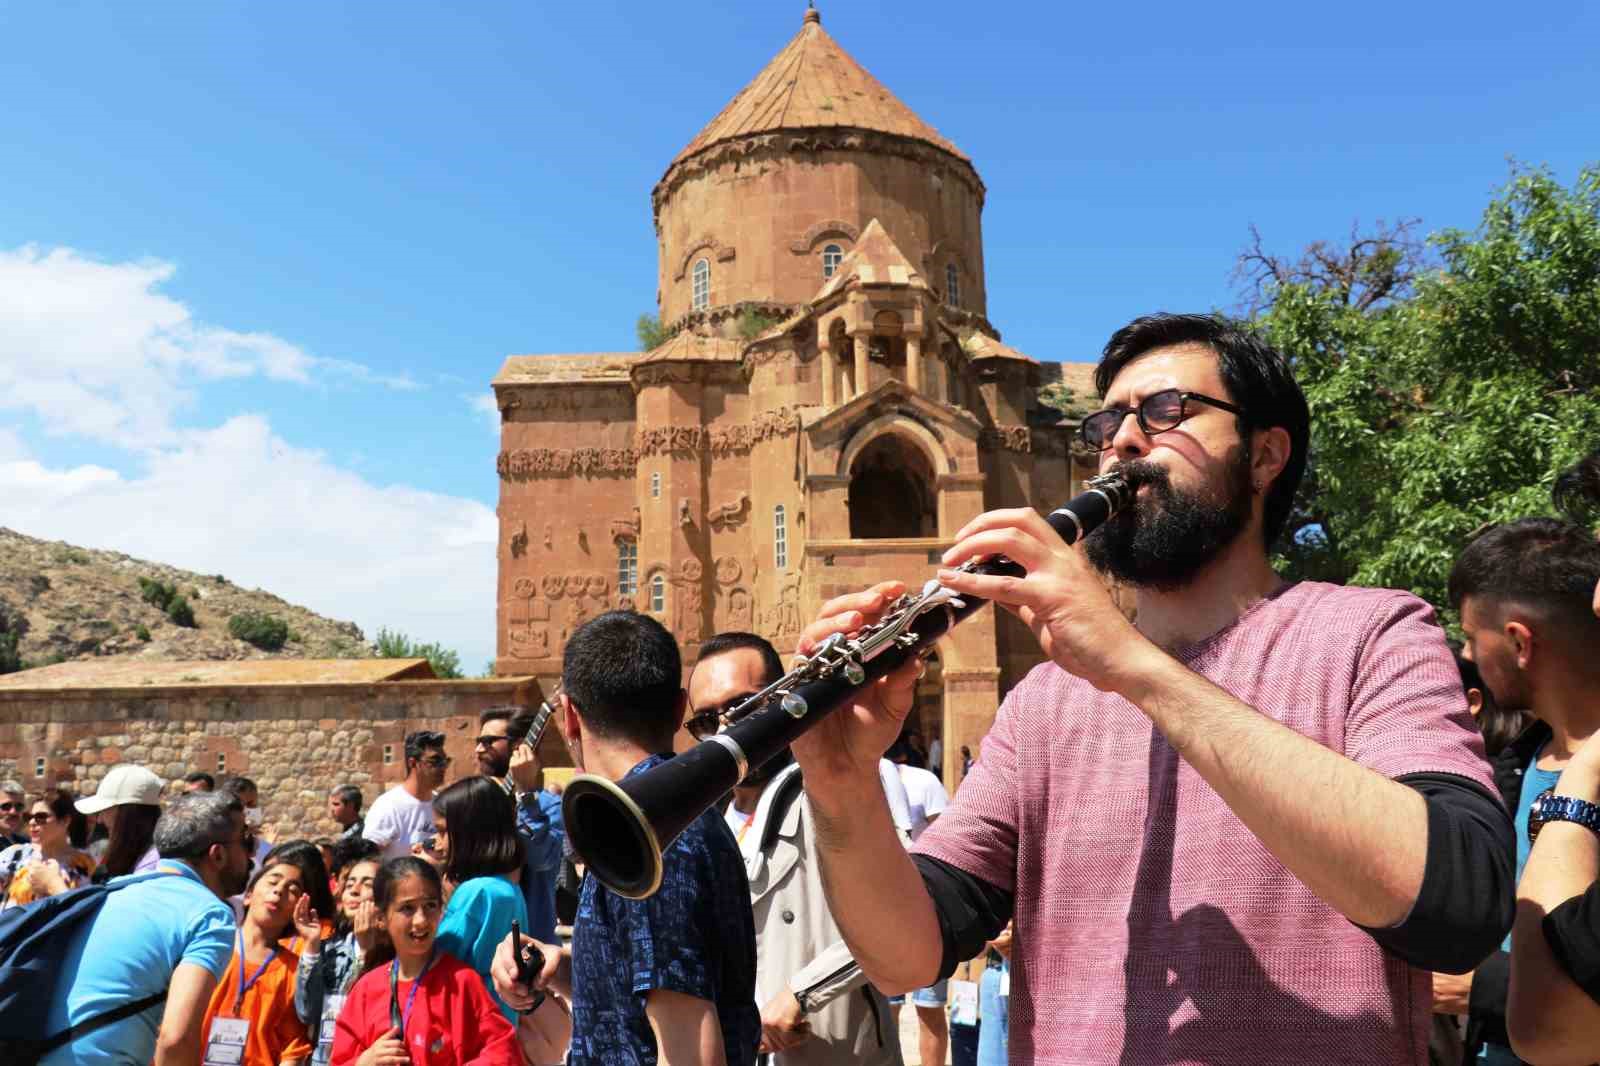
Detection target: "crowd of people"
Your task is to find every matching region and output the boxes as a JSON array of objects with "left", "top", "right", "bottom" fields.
[{"left": 3, "top": 311, "right": 1599, "bottom": 1066}]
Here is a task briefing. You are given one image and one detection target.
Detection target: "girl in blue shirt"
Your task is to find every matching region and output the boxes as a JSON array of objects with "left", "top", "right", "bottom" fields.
[{"left": 430, "top": 776, "right": 529, "bottom": 1022}]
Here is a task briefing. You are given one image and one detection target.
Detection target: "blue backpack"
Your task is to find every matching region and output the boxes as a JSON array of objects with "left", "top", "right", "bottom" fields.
[{"left": 0, "top": 870, "right": 174, "bottom": 1063}]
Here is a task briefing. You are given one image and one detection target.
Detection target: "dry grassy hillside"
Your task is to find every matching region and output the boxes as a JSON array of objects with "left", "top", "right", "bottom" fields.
[{"left": 0, "top": 527, "right": 372, "bottom": 668}]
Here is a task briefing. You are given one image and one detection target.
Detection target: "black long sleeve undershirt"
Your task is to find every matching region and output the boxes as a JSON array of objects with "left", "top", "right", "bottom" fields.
[
  {"left": 916, "top": 770, "right": 1514, "bottom": 980},
  {"left": 1545, "top": 885, "right": 1600, "bottom": 1005}
]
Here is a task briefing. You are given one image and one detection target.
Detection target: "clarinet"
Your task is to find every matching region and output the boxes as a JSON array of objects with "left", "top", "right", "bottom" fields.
[{"left": 561, "top": 473, "right": 1133, "bottom": 898}]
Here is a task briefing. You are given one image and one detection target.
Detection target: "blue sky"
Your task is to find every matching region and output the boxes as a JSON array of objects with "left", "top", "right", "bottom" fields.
[{"left": 1, "top": 1, "right": 1595, "bottom": 671}]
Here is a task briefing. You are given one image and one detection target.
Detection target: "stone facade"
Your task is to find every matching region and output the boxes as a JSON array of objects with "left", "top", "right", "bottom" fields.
[
  {"left": 0, "top": 660, "right": 552, "bottom": 842},
  {"left": 493, "top": 9, "right": 1100, "bottom": 781}
]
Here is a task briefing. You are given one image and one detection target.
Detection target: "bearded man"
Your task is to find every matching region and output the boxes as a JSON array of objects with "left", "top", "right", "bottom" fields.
[{"left": 790, "top": 313, "right": 1514, "bottom": 1065}]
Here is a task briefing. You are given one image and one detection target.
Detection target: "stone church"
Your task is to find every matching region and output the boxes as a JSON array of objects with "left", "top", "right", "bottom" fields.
[{"left": 492, "top": 6, "right": 1097, "bottom": 778}]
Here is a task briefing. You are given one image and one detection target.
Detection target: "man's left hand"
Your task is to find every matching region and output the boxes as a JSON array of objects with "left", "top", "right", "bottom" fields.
[
  {"left": 1431, "top": 970, "right": 1472, "bottom": 1015},
  {"left": 937, "top": 508, "right": 1149, "bottom": 693},
  {"left": 758, "top": 988, "right": 811, "bottom": 1053}
]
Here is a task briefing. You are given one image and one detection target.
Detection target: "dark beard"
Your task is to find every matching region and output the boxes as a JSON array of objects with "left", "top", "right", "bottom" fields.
[{"left": 1084, "top": 450, "right": 1253, "bottom": 591}]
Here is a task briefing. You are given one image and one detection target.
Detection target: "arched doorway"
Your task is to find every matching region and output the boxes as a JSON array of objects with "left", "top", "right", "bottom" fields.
[{"left": 848, "top": 432, "right": 935, "bottom": 538}]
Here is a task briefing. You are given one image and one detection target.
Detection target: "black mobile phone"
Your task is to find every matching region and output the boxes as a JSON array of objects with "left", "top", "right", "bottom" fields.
[{"left": 510, "top": 918, "right": 547, "bottom": 1014}]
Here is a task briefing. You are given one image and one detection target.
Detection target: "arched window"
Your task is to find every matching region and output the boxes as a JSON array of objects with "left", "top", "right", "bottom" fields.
[
  {"left": 650, "top": 573, "right": 666, "bottom": 613},
  {"left": 617, "top": 540, "right": 638, "bottom": 597},
  {"left": 945, "top": 263, "right": 961, "bottom": 308},
  {"left": 774, "top": 505, "right": 788, "bottom": 570},
  {"left": 692, "top": 258, "right": 710, "bottom": 311},
  {"left": 822, "top": 243, "right": 843, "bottom": 278}
]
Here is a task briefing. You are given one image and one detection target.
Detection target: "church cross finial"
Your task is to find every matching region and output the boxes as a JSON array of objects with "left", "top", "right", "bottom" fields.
[{"left": 804, "top": 2, "right": 820, "bottom": 25}]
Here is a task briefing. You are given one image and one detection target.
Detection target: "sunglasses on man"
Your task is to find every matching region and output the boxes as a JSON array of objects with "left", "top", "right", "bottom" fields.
[
  {"left": 1079, "top": 388, "right": 1245, "bottom": 452},
  {"left": 684, "top": 692, "right": 765, "bottom": 742},
  {"left": 0, "top": 802, "right": 21, "bottom": 813}
]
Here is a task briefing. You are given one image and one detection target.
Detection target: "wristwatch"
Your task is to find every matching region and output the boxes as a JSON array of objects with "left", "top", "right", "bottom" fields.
[{"left": 1527, "top": 788, "right": 1600, "bottom": 843}]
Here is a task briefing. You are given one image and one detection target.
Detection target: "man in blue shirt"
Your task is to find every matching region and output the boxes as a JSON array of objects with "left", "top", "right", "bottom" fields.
[
  {"left": 475, "top": 703, "right": 565, "bottom": 944},
  {"left": 493, "top": 610, "right": 760, "bottom": 1066},
  {"left": 42, "top": 790, "right": 251, "bottom": 1065},
  {"left": 1446, "top": 517, "right": 1600, "bottom": 1065}
]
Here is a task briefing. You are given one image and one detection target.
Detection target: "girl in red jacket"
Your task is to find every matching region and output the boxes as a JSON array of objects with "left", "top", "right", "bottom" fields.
[{"left": 329, "top": 856, "right": 518, "bottom": 1066}]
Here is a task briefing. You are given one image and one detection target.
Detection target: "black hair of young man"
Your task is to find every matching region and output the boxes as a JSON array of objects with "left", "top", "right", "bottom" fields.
[
  {"left": 562, "top": 610, "right": 682, "bottom": 753},
  {"left": 1449, "top": 517, "right": 1600, "bottom": 633},
  {"left": 403, "top": 730, "right": 446, "bottom": 766},
  {"left": 697, "top": 631, "right": 784, "bottom": 689}
]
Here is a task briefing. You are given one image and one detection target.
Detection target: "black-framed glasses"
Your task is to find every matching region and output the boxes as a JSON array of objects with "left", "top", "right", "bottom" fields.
[
  {"left": 24, "top": 812, "right": 52, "bottom": 824},
  {"left": 0, "top": 802, "right": 20, "bottom": 813},
  {"left": 684, "top": 692, "right": 763, "bottom": 742},
  {"left": 1079, "top": 389, "right": 1245, "bottom": 452},
  {"left": 473, "top": 734, "right": 510, "bottom": 748}
]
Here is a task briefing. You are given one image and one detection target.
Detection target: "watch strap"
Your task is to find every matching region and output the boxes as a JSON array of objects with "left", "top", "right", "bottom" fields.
[{"left": 1531, "top": 790, "right": 1600, "bottom": 841}]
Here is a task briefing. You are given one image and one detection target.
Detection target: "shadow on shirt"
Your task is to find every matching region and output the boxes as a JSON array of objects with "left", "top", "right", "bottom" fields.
[{"left": 1119, "top": 732, "right": 1391, "bottom": 1065}]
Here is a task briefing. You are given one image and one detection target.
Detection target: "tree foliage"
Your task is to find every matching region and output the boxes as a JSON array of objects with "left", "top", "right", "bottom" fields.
[
  {"left": 0, "top": 598, "right": 26, "bottom": 675},
  {"left": 636, "top": 313, "right": 670, "bottom": 352},
  {"left": 374, "top": 627, "right": 463, "bottom": 679},
  {"left": 228, "top": 611, "right": 289, "bottom": 651},
  {"left": 1246, "top": 163, "right": 1600, "bottom": 625}
]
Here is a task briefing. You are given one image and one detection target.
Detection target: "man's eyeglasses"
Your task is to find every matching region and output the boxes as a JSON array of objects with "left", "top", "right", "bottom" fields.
[
  {"left": 0, "top": 802, "right": 20, "bottom": 813},
  {"left": 684, "top": 693, "right": 763, "bottom": 742},
  {"left": 24, "top": 812, "right": 52, "bottom": 824},
  {"left": 473, "top": 734, "right": 510, "bottom": 748},
  {"left": 1079, "top": 388, "right": 1245, "bottom": 452}
]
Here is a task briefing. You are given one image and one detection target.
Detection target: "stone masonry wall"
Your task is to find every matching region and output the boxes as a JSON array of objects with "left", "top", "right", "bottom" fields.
[{"left": 0, "top": 678, "right": 554, "bottom": 844}]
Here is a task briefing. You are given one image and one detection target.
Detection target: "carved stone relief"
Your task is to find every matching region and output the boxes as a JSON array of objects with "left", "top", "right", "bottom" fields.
[
  {"left": 709, "top": 494, "right": 750, "bottom": 530},
  {"left": 714, "top": 556, "right": 741, "bottom": 585},
  {"left": 508, "top": 520, "right": 528, "bottom": 558},
  {"left": 978, "top": 426, "right": 1032, "bottom": 454}
]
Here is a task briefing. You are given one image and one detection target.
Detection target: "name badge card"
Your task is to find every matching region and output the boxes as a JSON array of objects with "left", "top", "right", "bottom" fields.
[
  {"left": 949, "top": 979, "right": 978, "bottom": 1027},
  {"left": 202, "top": 1017, "right": 249, "bottom": 1066}
]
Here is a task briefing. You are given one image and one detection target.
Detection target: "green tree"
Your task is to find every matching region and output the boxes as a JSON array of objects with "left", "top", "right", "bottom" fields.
[
  {"left": 0, "top": 598, "right": 26, "bottom": 674},
  {"left": 636, "top": 313, "right": 670, "bottom": 352},
  {"left": 165, "top": 595, "right": 197, "bottom": 628},
  {"left": 1245, "top": 163, "right": 1600, "bottom": 625},
  {"left": 228, "top": 611, "right": 289, "bottom": 651},
  {"left": 374, "top": 627, "right": 464, "bottom": 679}
]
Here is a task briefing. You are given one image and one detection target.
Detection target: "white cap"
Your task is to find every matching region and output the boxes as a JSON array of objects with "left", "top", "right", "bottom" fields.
[{"left": 76, "top": 764, "right": 164, "bottom": 814}]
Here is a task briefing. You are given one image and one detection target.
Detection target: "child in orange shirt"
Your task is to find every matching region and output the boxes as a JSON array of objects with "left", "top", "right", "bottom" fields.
[
  {"left": 200, "top": 841, "right": 331, "bottom": 1066},
  {"left": 330, "top": 857, "right": 518, "bottom": 1066}
]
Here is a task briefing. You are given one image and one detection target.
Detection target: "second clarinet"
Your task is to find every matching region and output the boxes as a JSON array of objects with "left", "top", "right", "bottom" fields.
[{"left": 561, "top": 472, "right": 1134, "bottom": 898}]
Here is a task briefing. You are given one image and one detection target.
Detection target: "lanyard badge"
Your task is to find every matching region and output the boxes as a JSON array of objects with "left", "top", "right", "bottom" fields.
[{"left": 389, "top": 950, "right": 436, "bottom": 1042}]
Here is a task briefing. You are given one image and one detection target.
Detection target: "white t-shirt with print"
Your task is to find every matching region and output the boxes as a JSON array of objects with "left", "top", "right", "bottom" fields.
[{"left": 361, "top": 785, "right": 436, "bottom": 861}]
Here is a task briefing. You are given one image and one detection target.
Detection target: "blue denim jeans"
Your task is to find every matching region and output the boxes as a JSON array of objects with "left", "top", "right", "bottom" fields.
[{"left": 978, "top": 962, "right": 1009, "bottom": 1066}]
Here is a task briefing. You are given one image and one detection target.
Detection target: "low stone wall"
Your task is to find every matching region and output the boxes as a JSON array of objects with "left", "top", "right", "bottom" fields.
[{"left": 0, "top": 677, "right": 560, "bottom": 843}]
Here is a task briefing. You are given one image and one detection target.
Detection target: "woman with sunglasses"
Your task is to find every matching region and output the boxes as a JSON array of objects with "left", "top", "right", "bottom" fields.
[{"left": 0, "top": 787, "right": 96, "bottom": 909}]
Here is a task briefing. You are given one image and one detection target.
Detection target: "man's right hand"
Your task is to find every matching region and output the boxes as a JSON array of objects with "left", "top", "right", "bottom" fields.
[
  {"left": 493, "top": 931, "right": 562, "bottom": 1010},
  {"left": 788, "top": 581, "right": 922, "bottom": 792}
]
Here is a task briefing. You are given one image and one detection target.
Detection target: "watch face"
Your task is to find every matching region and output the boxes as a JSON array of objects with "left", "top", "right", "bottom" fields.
[{"left": 1528, "top": 788, "right": 1555, "bottom": 844}]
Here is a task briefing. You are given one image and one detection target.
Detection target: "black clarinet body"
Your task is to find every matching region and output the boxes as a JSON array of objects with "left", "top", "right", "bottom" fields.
[{"left": 561, "top": 473, "right": 1132, "bottom": 898}]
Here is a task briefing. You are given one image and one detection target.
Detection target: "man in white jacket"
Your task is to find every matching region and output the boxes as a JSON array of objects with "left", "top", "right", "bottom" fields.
[{"left": 685, "top": 631, "right": 905, "bottom": 1066}]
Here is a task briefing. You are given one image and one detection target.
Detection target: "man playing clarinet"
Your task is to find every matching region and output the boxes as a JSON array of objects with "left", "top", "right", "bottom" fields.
[{"left": 791, "top": 313, "right": 1514, "bottom": 1065}]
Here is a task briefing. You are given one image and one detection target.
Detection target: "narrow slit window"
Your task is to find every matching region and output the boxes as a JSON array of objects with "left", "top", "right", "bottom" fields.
[
  {"left": 822, "top": 243, "right": 843, "bottom": 278},
  {"left": 775, "top": 505, "right": 788, "bottom": 570},
  {"left": 692, "top": 259, "right": 710, "bottom": 311},
  {"left": 650, "top": 573, "right": 667, "bottom": 613},
  {"left": 618, "top": 540, "right": 638, "bottom": 597},
  {"left": 946, "top": 263, "right": 961, "bottom": 307}
]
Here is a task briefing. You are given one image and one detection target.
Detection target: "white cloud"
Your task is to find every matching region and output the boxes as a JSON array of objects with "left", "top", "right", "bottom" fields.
[
  {"left": 466, "top": 391, "right": 500, "bottom": 432},
  {"left": 0, "top": 244, "right": 418, "bottom": 447},
  {"left": 0, "top": 244, "right": 497, "bottom": 670},
  {"left": 0, "top": 417, "right": 498, "bottom": 669}
]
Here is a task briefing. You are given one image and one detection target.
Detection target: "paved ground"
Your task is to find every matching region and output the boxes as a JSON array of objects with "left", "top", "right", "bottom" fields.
[{"left": 896, "top": 1004, "right": 952, "bottom": 1065}]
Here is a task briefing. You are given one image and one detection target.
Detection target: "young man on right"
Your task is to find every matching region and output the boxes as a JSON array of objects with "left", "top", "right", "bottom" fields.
[
  {"left": 326, "top": 784, "right": 363, "bottom": 840},
  {"left": 361, "top": 730, "right": 449, "bottom": 861},
  {"left": 492, "top": 610, "right": 760, "bottom": 1066}
]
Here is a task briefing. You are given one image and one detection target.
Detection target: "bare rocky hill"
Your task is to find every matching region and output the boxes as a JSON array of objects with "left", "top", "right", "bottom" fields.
[{"left": 0, "top": 527, "right": 373, "bottom": 667}]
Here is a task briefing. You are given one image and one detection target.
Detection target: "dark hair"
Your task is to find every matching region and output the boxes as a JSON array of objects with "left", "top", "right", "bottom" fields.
[
  {"left": 364, "top": 856, "right": 444, "bottom": 973},
  {"left": 97, "top": 803, "right": 162, "bottom": 880},
  {"left": 249, "top": 839, "right": 336, "bottom": 927},
  {"left": 1094, "top": 313, "right": 1311, "bottom": 548},
  {"left": 1448, "top": 518, "right": 1600, "bottom": 636},
  {"left": 1554, "top": 450, "right": 1600, "bottom": 529},
  {"left": 563, "top": 611, "right": 683, "bottom": 750},
  {"left": 433, "top": 776, "right": 524, "bottom": 883},
  {"left": 403, "top": 730, "right": 446, "bottom": 767},
  {"left": 330, "top": 784, "right": 362, "bottom": 812},
  {"left": 182, "top": 772, "right": 215, "bottom": 790},
  {"left": 330, "top": 835, "right": 383, "bottom": 880},
  {"left": 38, "top": 789, "right": 88, "bottom": 848},
  {"left": 217, "top": 775, "right": 257, "bottom": 798},
  {"left": 697, "top": 631, "right": 784, "bottom": 687},
  {"left": 478, "top": 706, "right": 514, "bottom": 728},
  {"left": 1451, "top": 645, "right": 1528, "bottom": 759}
]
